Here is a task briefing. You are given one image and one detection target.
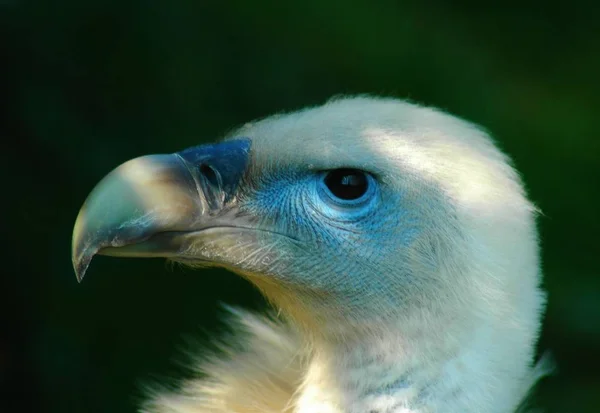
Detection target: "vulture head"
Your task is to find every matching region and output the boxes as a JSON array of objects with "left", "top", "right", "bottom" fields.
[{"left": 72, "top": 97, "right": 548, "bottom": 413}]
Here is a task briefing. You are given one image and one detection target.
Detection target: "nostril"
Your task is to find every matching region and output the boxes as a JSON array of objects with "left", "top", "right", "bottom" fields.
[
  {"left": 198, "top": 163, "right": 224, "bottom": 210},
  {"left": 199, "top": 164, "right": 220, "bottom": 189}
]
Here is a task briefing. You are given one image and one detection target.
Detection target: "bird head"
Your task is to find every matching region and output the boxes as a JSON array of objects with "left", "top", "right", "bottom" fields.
[{"left": 72, "top": 97, "right": 542, "bottom": 339}]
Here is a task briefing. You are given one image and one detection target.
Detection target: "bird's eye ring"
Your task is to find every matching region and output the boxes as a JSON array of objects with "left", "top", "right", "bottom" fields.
[{"left": 320, "top": 169, "right": 373, "bottom": 204}]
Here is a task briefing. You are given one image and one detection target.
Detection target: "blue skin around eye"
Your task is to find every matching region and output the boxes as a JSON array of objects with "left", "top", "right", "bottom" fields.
[
  {"left": 242, "top": 166, "right": 461, "bottom": 316},
  {"left": 250, "top": 171, "right": 420, "bottom": 249},
  {"left": 246, "top": 170, "right": 433, "bottom": 306}
]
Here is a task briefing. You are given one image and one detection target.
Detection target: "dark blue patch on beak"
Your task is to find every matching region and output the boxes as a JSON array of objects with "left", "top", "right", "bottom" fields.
[{"left": 177, "top": 138, "right": 251, "bottom": 206}]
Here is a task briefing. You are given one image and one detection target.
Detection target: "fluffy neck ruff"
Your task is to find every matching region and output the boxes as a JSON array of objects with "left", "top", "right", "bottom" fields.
[{"left": 289, "top": 286, "right": 540, "bottom": 413}]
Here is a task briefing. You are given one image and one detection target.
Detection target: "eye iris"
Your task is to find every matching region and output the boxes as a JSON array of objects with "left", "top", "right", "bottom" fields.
[{"left": 324, "top": 169, "right": 369, "bottom": 200}]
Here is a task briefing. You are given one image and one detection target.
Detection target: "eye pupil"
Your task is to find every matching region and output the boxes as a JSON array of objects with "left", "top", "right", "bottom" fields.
[{"left": 324, "top": 169, "right": 369, "bottom": 200}]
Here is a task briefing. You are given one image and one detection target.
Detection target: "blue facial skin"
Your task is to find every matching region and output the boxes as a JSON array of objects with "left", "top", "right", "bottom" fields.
[{"left": 244, "top": 168, "right": 425, "bottom": 305}]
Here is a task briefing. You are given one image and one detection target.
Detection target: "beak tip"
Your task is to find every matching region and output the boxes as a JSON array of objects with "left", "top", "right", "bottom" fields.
[
  {"left": 75, "top": 267, "right": 86, "bottom": 283},
  {"left": 73, "top": 259, "right": 87, "bottom": 283},
  {"left": 72, "top": 246, "right": 95, "bottom": 283}
]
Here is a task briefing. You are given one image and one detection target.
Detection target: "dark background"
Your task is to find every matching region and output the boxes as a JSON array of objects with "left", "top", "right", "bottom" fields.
[{"left": 2, "top": 1, "right": 599, "bottom": 412}]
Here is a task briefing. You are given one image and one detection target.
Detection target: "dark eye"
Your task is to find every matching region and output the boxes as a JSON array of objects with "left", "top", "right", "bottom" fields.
[{"left": 323, "top": 169, "right": 369, "bottom": 201}]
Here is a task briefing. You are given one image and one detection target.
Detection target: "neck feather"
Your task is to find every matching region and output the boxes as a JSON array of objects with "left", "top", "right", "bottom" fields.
[{"left": 294, "top": 301, "right": 536, "bottom": 413}]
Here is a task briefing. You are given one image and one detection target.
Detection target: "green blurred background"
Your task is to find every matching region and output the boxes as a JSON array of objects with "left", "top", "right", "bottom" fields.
[{"left": 1, "top": 1, "right": 599, "bottom": 412}]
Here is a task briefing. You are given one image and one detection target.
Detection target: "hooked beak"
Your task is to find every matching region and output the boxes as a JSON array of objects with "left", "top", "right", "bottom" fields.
[{"left": 72, "top": 139, "right": 252, "bottom": 282}]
